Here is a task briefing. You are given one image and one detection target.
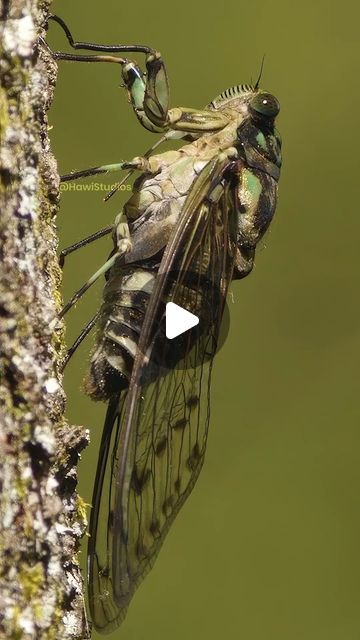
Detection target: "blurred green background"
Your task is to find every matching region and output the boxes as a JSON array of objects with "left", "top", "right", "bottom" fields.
[{"left": 48, "top": 1, "right": 360, "bottom": 638}]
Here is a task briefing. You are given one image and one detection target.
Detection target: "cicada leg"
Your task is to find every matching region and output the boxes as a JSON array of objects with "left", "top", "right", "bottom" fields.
[
  {"left": 59, "top": 225, "right": 113, "bottom": 268},
  {"left": 60, "top": 156, "right": 159, "bottom": 184},
  {"left": 59, "top": 132, "right": 174, "bottom": 203},
  {"left": 57, "top": 208, "right": 134, "bottom": 366},
  {"left": 56, "top": 252, "right": 118, "bottom": 323},
  {"left": 46, "top": 14, "right": 229, "bottom": 135},
  {"left": 57, "top": 209, "right": 132, "bottom": 321},
  {"left": 59, "top": 310, "right": 101, "bottom": 371}
]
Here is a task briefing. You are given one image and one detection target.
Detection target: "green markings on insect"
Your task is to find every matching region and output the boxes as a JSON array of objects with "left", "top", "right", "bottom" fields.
[
  {"left": 47, "top": 13, "right": 282, "bottom": 634},
  {"left": 255, "top": 130, "right": 268, "bottom": 151},
  {"left": 244, "top": 169, "right": 262, "bottom": 203}
]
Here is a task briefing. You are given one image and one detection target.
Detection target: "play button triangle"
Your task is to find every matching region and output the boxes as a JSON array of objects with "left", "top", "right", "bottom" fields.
[{"left": 165, "top": 302, "right": 199, "bottom": 339}]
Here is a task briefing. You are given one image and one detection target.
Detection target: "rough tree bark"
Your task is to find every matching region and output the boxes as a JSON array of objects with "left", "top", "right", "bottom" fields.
[{"left": 0, "top": 3, "right": 89, "bottom": 638}]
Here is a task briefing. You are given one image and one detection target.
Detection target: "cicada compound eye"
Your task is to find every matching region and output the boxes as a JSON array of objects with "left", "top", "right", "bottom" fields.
[{"left": 249, "top": 92, "right": 280, "bottom": 119}]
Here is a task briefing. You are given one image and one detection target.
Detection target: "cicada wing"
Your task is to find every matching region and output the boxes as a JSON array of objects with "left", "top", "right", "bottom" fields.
[
  {"left": 88, "top": 156, "right": 239, "bottom": 632},
  {"left": 87, "top": 394, "right": 129, "bottom": 631}
]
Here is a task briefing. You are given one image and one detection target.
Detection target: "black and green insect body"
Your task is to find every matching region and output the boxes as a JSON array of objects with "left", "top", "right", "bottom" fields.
[
  {"left": 47, "top": 15, "right": 282, "bottom": 633},
  {"left": 85, "top": 86, "right": 281, "bottom": 401}
]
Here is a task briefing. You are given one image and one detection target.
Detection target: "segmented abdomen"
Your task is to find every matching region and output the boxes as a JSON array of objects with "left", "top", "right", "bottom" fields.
[{"left": 84, "top": 260, "right": 157, "bottom": 401}]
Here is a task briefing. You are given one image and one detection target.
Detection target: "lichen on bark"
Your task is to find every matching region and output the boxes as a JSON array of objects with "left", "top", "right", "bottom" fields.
[{"left": 0, "top": 3, "right": 89, "bottom": 638}]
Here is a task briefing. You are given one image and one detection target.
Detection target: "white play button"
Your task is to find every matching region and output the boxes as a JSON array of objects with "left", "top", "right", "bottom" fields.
[{"left": 165, "top": 302, "right": 199, "bottom": 340}]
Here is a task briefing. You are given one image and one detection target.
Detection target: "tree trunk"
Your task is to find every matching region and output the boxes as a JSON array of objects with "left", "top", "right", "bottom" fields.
[{"left": 0, "top": 3, "right": 89, "bottom": 638}]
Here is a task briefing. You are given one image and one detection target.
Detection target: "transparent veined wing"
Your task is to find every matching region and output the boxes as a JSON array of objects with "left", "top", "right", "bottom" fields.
[{"left": 88, "top": 155, "right": 240, "bottom": 632}]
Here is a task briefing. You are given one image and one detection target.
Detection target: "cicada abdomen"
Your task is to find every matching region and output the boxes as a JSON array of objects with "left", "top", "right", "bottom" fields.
[{"left": 84, "top": 261, "right": 157, "bottom": 400}]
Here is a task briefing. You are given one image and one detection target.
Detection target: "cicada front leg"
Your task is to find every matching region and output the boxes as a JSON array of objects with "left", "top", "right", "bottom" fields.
[{"left": 46, "top": 15, "right": 229, "bottom": 136}]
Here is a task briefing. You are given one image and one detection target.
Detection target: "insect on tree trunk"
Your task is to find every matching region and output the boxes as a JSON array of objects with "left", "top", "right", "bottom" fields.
[{"left": 0, "top": 3, "right": 89, "bottom": 638}]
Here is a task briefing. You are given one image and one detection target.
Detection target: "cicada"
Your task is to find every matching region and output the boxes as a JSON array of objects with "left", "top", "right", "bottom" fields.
[{"left": 47, "top": 15, "right": 282, "bottom": 633}]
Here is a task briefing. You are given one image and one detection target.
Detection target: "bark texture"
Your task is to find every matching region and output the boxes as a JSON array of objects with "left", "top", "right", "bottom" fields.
[{"left": 0, "top": 3, "right": 89, "bottom": 638}]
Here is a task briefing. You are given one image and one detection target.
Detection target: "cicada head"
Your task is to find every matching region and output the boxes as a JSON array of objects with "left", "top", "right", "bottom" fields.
[{"left": 235, "top": 88, "right": 282, "bottom": 178}]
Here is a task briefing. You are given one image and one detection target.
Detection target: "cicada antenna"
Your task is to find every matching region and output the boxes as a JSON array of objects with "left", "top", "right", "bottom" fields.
[{"left": 254, "top": 55, "right": 266, "bottom": 91}]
